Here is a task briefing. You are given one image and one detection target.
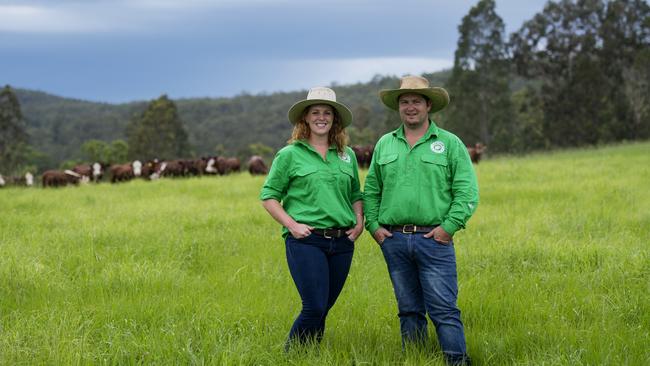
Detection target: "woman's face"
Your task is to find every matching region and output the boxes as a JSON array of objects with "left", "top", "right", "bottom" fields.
[{"left": 304, "top": 104, "right": 334, "bottom": 138}]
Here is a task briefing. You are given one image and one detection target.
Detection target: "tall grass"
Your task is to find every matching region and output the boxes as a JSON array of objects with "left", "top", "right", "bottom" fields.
[{"left": 1, "top": 142, "right": 649, "bottom": 365}]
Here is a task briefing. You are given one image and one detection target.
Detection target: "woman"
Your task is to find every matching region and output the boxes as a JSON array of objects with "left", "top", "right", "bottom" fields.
[{"left": 260, "top": 86, "right": 363, "bottom": 347}]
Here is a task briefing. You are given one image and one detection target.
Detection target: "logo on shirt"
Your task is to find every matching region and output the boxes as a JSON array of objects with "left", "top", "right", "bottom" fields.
[
  {"left": 339, "top": 152, "right": 351, "bottom": 163},
  {"left": 430, "top": 141, "right": 445, "bottom": 154}
]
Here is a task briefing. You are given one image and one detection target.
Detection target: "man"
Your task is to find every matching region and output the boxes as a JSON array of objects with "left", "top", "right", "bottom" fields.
[{"left": 364, "top": 75, "right": 478, "bottom": 366}]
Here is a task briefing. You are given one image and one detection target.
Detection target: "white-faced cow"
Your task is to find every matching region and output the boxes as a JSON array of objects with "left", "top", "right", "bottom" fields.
[
  {"left": 10, "top": 172, "right": 35, "bottom": 187},
  {"left": 73, "top": 162, "right": 107, "bottom": 183},
  {"left": 110, "top": 160, "right": 143, "bottom": 183}
]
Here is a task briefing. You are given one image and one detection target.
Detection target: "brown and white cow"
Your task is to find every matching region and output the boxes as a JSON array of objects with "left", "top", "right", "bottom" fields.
[
  {"left": 73, "top": 162, "right": 107, "bottom": 183},
  {"left": 10, "top": 172, "right": 35, "bottom": 187},
  {"left": 42, "top": 170, "right": 86, "bottom": 188},
  {"left": 110, "top": 160, "right": 143, "bottom": 183}
]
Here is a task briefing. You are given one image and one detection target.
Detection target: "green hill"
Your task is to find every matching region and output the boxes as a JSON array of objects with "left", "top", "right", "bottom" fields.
[{"left": 15, "top": 71, "right": 452, "bottom": 168}]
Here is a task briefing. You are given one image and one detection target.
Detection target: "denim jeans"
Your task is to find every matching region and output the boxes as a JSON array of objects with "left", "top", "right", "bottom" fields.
[
  {"left": 380, "top": 232, "right": 469, "bottom": 363},
  {"left": 285, "top": 233, "right": 354, "bottom": 345}
]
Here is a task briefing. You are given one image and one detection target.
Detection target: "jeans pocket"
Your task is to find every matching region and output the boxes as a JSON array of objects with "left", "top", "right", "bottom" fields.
[{"left": 431, "top": 237, "right": 453, "bottom": 246}]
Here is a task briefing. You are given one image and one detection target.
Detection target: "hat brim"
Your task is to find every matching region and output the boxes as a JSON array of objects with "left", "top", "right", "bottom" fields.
[
  {"left": 379, "top": 87, "right": 450, "bottom": 114},
  {"left": 287, "top": 99, "right": 353, "bottom": 127}
]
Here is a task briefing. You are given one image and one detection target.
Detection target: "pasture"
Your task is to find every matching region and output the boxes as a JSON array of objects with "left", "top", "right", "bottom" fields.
[{"left": 1, "top": 142, "right": 649, "bottom": 365}]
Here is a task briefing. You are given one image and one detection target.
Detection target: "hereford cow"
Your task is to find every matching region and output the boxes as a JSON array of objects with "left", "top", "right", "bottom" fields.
[
  {"left": 0, "top": 174, "right": 5, "bottom": 188},
  {"left": 351, "top": 145, "right": 374, "bottom": 169},
  {"left": 248, "top": 156, "right": 268, "bottom": 175},
  {"left": 159, "top": 159, "right": 187, "bottom": 178},
  {"left": 73, "top": 162, "right": 107, "bottom": 183},
  {"left": 10, "top": 172, "right": 35, "bottom": 187},
  {"left": 110, "top": 160, "right": 143, "bottom": 183},
  {"left": 185, "top": 157, "right": 219, "bottom": 176},
  {"left": 42, "top": 170, "right": 85, "bottom": 188}
]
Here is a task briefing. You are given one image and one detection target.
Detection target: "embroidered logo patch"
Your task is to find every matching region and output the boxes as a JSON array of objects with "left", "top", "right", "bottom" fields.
[
  {"left": 339, "top": 152, "right": 351, "bottom": 163},
  {"left": 430, "top": 141, "right": 445, "bottom": 154}
]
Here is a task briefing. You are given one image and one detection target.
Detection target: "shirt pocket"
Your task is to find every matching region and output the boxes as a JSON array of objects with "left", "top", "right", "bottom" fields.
[
  {"left": 420, "top": 154, "right": 450, "bottom": 181},
  {"left": 377, "top": 153, "right": 399, "bottom": 184},
  {"left": 337, "top": 164, "right": 354, "bottom": 192},
  {"left": 292, "top": 166, "right": 319, "bottom": 190}
]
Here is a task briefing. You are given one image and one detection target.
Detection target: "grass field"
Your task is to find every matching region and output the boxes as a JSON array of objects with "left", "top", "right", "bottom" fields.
[{"left": 1, "top": 142, "right": 649, "bottom": 365}]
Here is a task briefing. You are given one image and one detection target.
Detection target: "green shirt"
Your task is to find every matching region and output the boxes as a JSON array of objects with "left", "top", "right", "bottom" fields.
[
  {"left": 260, "top": 140, "right": 363, "bottom": 237},
  {"left": 363, "top": 121, "right": 479, "bottom": 236}
]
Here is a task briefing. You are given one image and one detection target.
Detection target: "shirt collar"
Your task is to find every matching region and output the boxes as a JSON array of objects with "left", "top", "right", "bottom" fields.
[
  {"left": 294, "top": 139, "right": 337, "bottom": 153},
  {"left": 392, "top": 119, "right": 440, "bottom": 140}
]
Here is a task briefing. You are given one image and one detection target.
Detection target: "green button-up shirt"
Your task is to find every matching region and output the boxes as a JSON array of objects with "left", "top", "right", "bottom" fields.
[
  {"left": 260, "top": 140, "right": 363, "bottom": 237},
  {"left": 364, "top": 120, "right": 479, "bottom": 236}
]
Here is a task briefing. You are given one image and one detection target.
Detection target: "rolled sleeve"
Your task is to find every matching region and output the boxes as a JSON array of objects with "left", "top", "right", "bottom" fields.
[{"left": 259, "top": 150, "right": 290, "bottom": 201}]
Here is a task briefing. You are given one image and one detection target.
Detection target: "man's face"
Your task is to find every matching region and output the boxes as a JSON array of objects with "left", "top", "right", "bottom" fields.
[{"left": 398, "top": 93, "right": 431, "bottom": 129}]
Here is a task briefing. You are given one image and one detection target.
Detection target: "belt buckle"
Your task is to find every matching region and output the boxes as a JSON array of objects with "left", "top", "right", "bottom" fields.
[
  {"left": 324, "top": 229, "right": 333, "bottom": 239},
  {"left": 402, "top": 225, "right": 416, "bottom": 234}
]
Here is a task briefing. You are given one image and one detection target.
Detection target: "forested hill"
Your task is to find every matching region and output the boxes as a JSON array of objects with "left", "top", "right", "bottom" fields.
[{"left": 15, "top": 71, "right": 451, "bottom": 167}]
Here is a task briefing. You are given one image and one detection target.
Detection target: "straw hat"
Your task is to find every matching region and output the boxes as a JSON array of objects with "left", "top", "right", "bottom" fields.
[
  {"left": 379, "top": 75, "right": 450, "bottom": 114},
  {"left": 287, "top": 87, "right": 353, "bottom": 127}
]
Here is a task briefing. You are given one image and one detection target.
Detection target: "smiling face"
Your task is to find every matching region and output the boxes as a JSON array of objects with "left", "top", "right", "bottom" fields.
[
  {"left": 398, "top": 92, "right": 432, "bottom": 130},
  {"left": 303, "top": 104, "right": 334, "bottom": 138}
]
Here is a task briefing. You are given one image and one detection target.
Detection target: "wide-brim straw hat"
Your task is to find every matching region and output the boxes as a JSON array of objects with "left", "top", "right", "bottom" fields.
[
  {"left": 379, "top": 75, "right": 450, "bottom": 114},
  {"left": 287, "top": 87, "right": 353, "bottom": 127}
]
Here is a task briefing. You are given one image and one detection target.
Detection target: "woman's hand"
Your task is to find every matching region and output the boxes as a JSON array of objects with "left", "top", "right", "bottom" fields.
[
  {"left": 288, "top": 223, "right": 314, "bottom": 239},
  {"left": 346, "top": 222, "right": 364, "bottom": 242}
]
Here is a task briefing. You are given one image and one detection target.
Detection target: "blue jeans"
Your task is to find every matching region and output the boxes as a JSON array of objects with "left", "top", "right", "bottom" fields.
[
  {"left": 285, "top": 234, "right": 354, "bottom": 345},
  {"left": 380, "top": 232, "right": 469, "bottom": 362}
]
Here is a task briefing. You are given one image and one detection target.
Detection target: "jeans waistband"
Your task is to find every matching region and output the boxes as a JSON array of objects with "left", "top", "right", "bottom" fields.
[
  {"left": 311, "top": 228, "right": 350, "bottom": 238},
  {"left": 382, "top": 224, "right": 439, "bottom": 234}
]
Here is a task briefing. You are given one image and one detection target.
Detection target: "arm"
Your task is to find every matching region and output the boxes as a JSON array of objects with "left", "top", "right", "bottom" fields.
[
  {"left": 262, "top": 199, "right": 314, "bottom": 239},
  {"left": 345, "top": 200, "right": 364, "bottom": 241},
  {"left": 362, "top": 143, "right": 392, "bottom": 244},
  {"left": 440, "top": 137, "right": 479, "bottom": 237}
]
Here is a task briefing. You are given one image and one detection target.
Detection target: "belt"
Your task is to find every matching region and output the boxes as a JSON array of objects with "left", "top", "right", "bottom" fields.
[
  {"left": 383, "top": 224, "right": 439, "bottom": 234},
  {"left": 311, "top": 228, "right": 350, "bottom": 238}
]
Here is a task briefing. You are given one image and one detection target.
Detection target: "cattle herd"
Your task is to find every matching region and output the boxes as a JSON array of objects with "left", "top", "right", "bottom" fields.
[
  {"left": 0, "top": 144, "right": 485, "bottom": 189},
  {"left": 0, "top": 155, "right": 269, "bottom": 189}
]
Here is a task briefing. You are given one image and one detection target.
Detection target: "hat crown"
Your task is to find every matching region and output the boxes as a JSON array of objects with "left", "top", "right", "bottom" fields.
[
  {"left": 306, "top": 87, "right": 337, "bottom": 102},
  {"left": 399, "top": 75, "right": 430, "bottom": 90}
]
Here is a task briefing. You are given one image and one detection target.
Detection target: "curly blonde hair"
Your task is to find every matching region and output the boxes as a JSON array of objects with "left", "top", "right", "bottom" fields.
[{"left": 288, "top": 105, "right": 349, "bottom": 154}]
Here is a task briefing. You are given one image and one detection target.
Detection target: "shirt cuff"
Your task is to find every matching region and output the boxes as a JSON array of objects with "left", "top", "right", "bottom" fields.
[
  {"left": 441, "top": 221, "right": 460, "bottom": 237},
  {"left": 259, "top": 187, "right": 282, "bottom": 201},
  {"left": 366, "top": 221, "right": 381, "bottom": 235}
]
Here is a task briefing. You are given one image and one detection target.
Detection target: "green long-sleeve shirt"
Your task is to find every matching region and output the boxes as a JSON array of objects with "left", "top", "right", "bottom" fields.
[
  {"left": 363, "top": 121, "right": 479, "bottom": 236},
  {"left": 260, "top": 140, "right": 362, "bottom": 238}
]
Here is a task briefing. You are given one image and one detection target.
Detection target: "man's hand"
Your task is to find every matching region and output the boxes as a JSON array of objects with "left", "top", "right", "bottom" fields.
[
  {"left": 423, "top": 226, "right": 451, "bottom": 244},
  {"left": 288, "top": 223, "right": 314, "bottom": 239},
  {"left": 372, "top": 227, "right": 393, "bottom": 245},
  {"left": 346, "top": 223, "right": 364, "bottom": 242}
]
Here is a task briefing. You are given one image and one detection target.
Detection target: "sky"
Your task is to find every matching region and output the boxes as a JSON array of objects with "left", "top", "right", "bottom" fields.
[{"left": 0, "top": 0, "right": 549, "bottom": 104}]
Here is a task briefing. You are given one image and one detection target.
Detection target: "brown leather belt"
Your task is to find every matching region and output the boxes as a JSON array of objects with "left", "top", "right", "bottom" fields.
[
  {"left": 383, "top": 224, "right": 439, "bottom": 234},
  {"left": 311, "top": 228, "right": 350, "bottom": 238}
]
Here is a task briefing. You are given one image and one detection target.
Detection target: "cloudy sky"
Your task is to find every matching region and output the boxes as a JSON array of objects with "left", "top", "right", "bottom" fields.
[{"left": 1, "top": 0, "right": 548, "bottom": 103}]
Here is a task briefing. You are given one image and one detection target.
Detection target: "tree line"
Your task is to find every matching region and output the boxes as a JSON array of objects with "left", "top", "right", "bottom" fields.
[{"left": 1, "top": 0, "right": 648, "bottom": 175}]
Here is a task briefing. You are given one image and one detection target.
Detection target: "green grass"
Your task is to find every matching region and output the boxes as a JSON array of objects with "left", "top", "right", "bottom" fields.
[{"left": 1, "top": 142, "right": 649, "bottom": 365}]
